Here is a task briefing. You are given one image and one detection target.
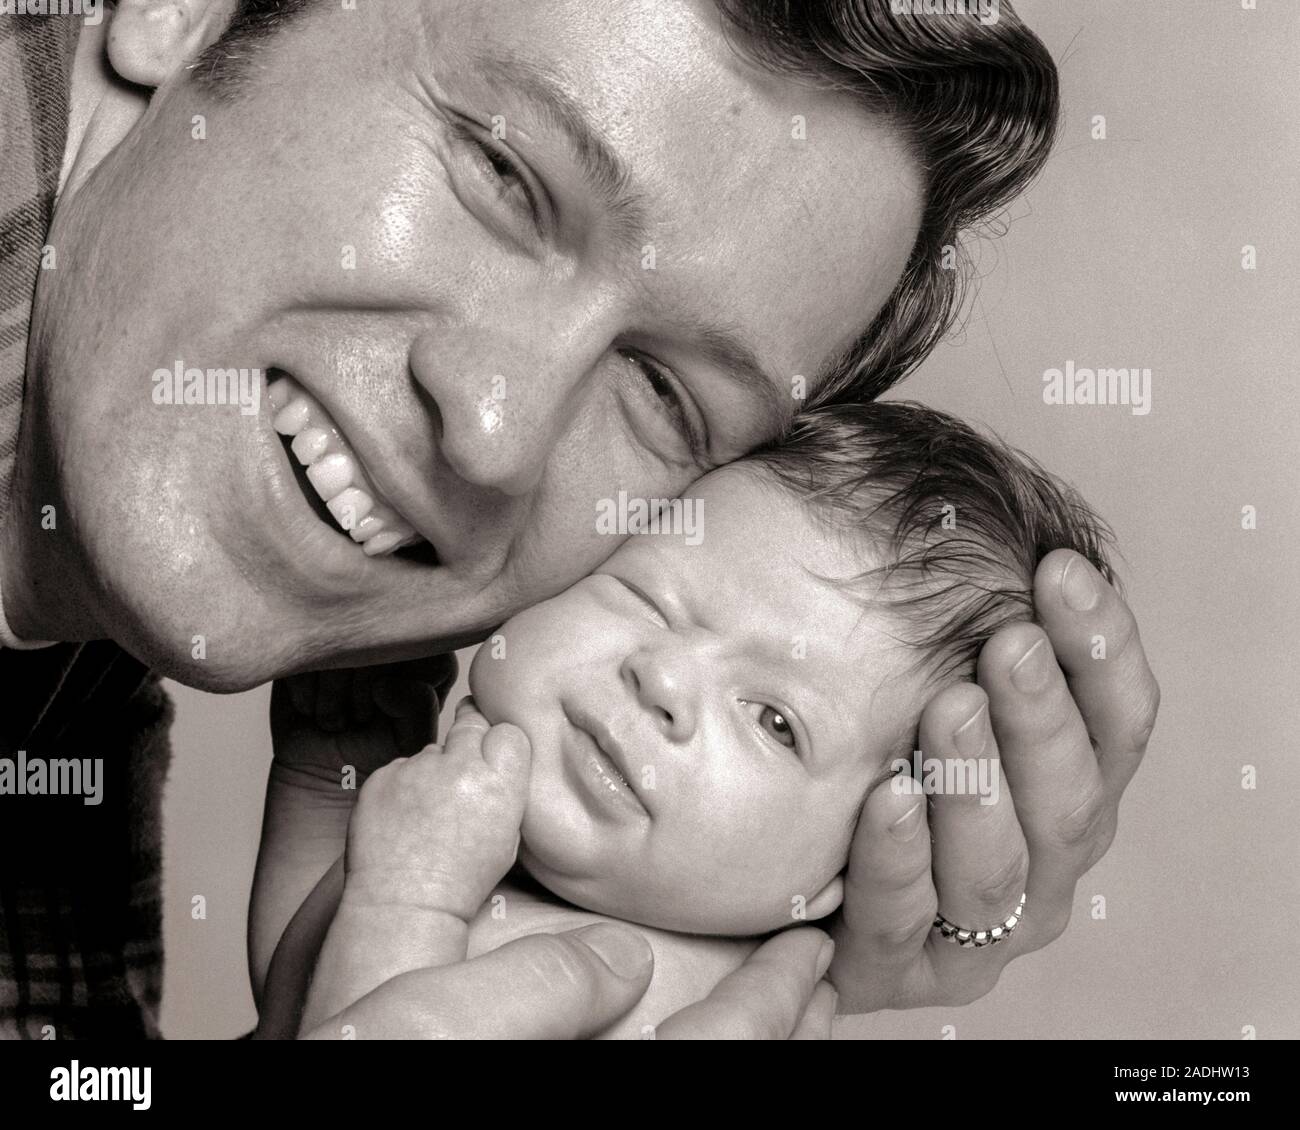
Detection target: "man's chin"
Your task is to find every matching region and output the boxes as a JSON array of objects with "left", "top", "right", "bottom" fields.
[
  {"left": 132, "top": 620, "right": 455, "bottom": 693},
  {"left": 118, "top": 625, "right": 302, "bottom": 694},
  {"left": 101, "top": 587, "right": 343, "bottom": 692}
]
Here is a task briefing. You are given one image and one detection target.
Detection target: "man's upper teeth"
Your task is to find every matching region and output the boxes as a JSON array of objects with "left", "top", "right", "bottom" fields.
[{"left": 267, "top": 375, "right": 422, "bottom": 557}]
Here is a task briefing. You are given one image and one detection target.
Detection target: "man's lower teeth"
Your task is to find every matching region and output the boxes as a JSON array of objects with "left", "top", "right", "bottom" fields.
[{"left": 267, "top": 375, "right": 425, "bottom": 557}]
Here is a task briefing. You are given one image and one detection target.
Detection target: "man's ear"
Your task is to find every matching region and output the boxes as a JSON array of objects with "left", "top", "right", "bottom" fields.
[
  {"left": 61, "top": 0, "right": 237, "bottom": 200},
  {"left": 803, "top": 875, "right": 845, "bottom": 922},
  {"left": 107, "top": 0, "right": 239, "bottom": 88}
]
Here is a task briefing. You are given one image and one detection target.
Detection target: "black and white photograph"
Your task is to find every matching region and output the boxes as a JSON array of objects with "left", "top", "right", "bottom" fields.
[{"left": 0, "top": 0, "right": 1294, "bottom": 1100}]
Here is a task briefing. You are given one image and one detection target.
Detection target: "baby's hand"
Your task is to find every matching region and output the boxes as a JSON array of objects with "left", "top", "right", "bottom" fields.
[{"left": 343, "top": 699, "right": 532, "bottom": 921}]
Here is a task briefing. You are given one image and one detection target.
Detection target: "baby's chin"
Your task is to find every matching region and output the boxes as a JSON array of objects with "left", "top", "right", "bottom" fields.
[
  {"left": 512, "top": 837, "right": 805, "bottom": 937},
  {"left": 512, "top": 834, "right": 665, "bottom": 927},
  {"left": 512, "top": 838, "right": 618, "bottom": 917}
]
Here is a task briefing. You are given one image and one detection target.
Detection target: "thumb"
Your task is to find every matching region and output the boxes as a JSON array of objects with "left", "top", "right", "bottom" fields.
[
  {"left": 305, "top": 924, "right": 653, "bottom": 1040},
  {"left": 481, "top": 722, "right": 532, "bottom": 782}
]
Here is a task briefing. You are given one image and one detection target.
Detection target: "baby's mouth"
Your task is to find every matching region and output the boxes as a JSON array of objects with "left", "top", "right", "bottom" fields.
[
  {"left": 589, "top": 741, "right": 632, "bottom": 794},
  {"left": 268, "top": 372, "right": 435, "bottom": 562},
  {"left": 563, "top": 702, "right": 650, "bottom": 818},
  {"left": 577, "top": 729, "right": 641, "bottom": 811}
]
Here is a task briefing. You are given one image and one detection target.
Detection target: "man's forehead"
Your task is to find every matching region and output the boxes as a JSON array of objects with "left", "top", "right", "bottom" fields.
[{"left": 424, "top": 3, "right": 921, "bottom": 415}]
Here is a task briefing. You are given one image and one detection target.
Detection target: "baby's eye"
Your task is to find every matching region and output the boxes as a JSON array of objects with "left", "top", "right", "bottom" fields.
[
  {"left": 760, "top": 707, "right": 796, "bottom": 748},
  {"left": 741, "top": 700, "right": 797, "bottom": 751}
]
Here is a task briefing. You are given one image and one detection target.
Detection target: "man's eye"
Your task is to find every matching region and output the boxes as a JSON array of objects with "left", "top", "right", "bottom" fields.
[
  {"left": 741, "top": 700, "right": 798, "bottom": 751},
  {"left": 619, "top": 350, "right": 707, "bottom": 464},
  {"left": 450, "top": 122, "right": 542, "bottom": 227}
]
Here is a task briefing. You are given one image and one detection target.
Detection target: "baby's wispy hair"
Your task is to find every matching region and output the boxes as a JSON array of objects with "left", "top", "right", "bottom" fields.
[{"left": 745, "top": 401, "right": 1116, "bottom": 684}]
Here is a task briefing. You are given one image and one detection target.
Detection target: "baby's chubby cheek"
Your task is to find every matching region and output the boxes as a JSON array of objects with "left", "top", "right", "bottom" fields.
[
  {"left": 466, "top": 583, "right": 600, "bottom": 725},
  {"left": 465, "top": 607, "right": 543, "bottom": 723},
  {"left": 465, "top": 643, "right": 556, "bottom": 860},
  {"left": 466, "top": 639, "right": 506, "bottom": 720},
  {"left": 464, "top": 612, "right": 565, "bottom": 789}
]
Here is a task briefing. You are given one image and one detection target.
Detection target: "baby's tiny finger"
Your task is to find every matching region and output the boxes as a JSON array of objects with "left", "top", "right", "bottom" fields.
[
  {"left": 442, "top": 704, "right": 491, "bottom": 759},
  {"left": 482, "top": 723, "right": 532, "bottom": 780}
]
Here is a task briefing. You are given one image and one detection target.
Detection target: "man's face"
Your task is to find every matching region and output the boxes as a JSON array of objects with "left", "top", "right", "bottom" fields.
[
  {"left": 470, "top": 465, "right": 925, "bottom": 936},
  {"left": 29, "top": 0, "right": 920, "bottom": 689}
]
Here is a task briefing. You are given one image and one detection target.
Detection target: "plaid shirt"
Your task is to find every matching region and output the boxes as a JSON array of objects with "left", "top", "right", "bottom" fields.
[{"left": 1, "top": 13, "right": 173, "bottom": 1039}]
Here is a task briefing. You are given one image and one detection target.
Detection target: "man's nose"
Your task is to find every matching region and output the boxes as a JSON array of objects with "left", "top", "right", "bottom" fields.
[
  {"left": 407, "top": 299, "right": 616, "bottom": 497},
  {"left": 620, "top": 646, "right": 697, "bottom": 743}
]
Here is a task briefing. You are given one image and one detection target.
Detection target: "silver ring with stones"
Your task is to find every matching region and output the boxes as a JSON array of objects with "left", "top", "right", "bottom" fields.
[{"left": 933, "top": 892, "right": 1026, "bottom": 948}]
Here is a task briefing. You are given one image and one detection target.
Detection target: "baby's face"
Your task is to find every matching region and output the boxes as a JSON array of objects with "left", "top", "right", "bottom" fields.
[{"left": 471, "top": 465, "right": 925, "bottom": 935}]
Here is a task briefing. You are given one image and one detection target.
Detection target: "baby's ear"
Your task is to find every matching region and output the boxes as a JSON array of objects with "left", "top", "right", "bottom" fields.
[{"left": 803, "top": 875, "right": 844, "bottom": 921}]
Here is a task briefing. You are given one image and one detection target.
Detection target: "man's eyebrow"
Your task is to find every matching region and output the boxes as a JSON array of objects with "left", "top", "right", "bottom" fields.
[
  {"left": 690, "top": 318, "right": 795, "bottom": 438},
  {"left": 470, "top": 47, "right": 651, "bottom": 256}
]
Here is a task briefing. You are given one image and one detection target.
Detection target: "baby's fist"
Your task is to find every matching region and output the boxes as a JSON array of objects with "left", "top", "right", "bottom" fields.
[{"left": 344, "top": 699, "right": 532, "bottom": 920}]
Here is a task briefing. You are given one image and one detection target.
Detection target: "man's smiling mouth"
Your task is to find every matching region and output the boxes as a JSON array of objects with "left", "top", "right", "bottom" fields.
[{"left": 267, "top": 371, "right": 436, "bottom": 562}]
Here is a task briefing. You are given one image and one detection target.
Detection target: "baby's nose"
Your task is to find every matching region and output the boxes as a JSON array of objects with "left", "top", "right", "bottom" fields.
[{"left": 621, "top": 648, "right": 696, "bottom": 742}]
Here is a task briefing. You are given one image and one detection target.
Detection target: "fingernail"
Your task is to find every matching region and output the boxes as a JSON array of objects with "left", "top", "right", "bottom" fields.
[
  {"left": 953, "top": 703, "right": 989, "bottom": 758},
  {"left": 574, "top": 924, "right": 653, "bottom": 978},
  {"left": 1061, "top": 556, "right": 1099, "bottom": 612},
  {"left": 815, "top": 938, "right": 836, "bottom": 980},
  {"left": 889, "top": 800, "right": 924, "bottom": 841},
  {"left": 1010, "top": 638, "right": 1052, "bottom": 694}
]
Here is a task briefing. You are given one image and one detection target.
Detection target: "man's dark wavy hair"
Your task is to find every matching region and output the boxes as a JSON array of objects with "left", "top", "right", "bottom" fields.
[{"left": 193, "top": 0, "right": 1059, "bottom": 406}]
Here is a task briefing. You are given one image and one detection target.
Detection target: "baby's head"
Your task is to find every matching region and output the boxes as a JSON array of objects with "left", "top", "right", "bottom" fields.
[{"left": 471, "top": 402, "right": 1113, "bottom": 936}]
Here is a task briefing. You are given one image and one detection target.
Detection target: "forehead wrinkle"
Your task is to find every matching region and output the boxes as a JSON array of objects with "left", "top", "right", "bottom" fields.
[{"left": 467, "top": 43, "right": 652, "bottom": 258}]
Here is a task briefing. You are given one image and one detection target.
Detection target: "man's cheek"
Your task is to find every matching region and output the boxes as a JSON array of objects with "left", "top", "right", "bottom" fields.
[
  {"left": 507, "top": 509, "right": 620, "bottom": 607},
  {"left": 531, "top": 465, "right": 691, "bottom": 591}
]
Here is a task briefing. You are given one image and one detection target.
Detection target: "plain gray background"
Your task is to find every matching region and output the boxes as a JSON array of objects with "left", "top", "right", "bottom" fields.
[{"left": 158, "top": 0, "right": 1300, "bottom": 1039}]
